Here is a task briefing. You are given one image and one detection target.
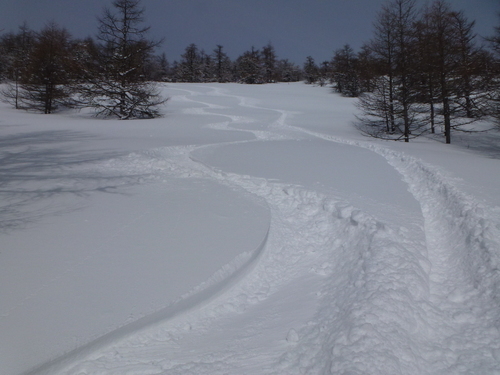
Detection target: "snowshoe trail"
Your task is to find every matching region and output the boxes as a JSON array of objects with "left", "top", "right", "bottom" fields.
[
  {"left": 274, "top": 120, "right": 500, "bottom": 373},
  {"left": 27, "top": 84, "right": 500, "bottom": 375}
]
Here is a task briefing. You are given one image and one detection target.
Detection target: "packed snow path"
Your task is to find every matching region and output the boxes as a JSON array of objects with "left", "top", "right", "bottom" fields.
[{"left": 1, "top": 83, "right": 499, "bottom": 374}]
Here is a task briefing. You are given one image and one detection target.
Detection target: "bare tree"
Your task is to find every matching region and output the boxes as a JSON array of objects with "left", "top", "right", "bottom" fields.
[
  {"left": 276, "top": 59, "right": 302, "bottom": 82},
  {"left": 2, "top": 22, "right": 74, "bottom": 113},
  {"left": 356, "top": 43, "right": 379, "bottom": 94},
  {"left": 143, "top": 52, "right": 170, "bottom": 82},
  {"left": 356, "top": 76, "right": 396, "bottom": 136},
  {"left": 262, "top": 43, "right": 277, "bottom": 83},
  {"left": 0, "top": 23, "right": 35, "bottom": 108},
  {"left": 368, "top": 2, "right": 398, "bottom": 133},
  {"left": 79, "top": 0, "right": 166, "bottom": 119},
  {"left": 213, "top": 45, "right": 232, "bottom": 83},
  {"left": 176, "top": 43, "right": 202, "bottom": 82},
  {"left": 200, "top": 49, "right": 215, "bottom": 82},
  {"left": 392, "top": 0, "right": 420, "bottom": 142},
  {"left": 357, "top": 0, "right": 425, "bottom": 141},
  {"left": 331, "top": 44, "right": 360, "bottom": 97},
  {"left": 422, "top": 0, "right": 478, "bottom": 144},
  {"left": 236, "top": 47, "right": 264, "bottom": 84},
  {"left": 485, "top": 13, "right": 500, "bottom": 126},
  {"left": 414, "top": 13, "right": 440, "bottom": 134},
  {"left": 303, "top": 56, "right": 319, "bottom": 84},
  {"left": 452, "top": 11, "right": 481, "bottom": 119}
]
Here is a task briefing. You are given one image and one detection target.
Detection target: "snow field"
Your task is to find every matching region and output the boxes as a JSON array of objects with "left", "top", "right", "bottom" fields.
[
  {"left": 1, "top": 82, "right": 498, "bottom": 374},
  {"left": 274, "top": 122, "right": 500, "bottom": 372}
]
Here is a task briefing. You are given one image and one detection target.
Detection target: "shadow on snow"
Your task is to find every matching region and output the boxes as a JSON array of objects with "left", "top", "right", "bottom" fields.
[{"left": 0, "top": 130, "right": 145, "bottom": 233}]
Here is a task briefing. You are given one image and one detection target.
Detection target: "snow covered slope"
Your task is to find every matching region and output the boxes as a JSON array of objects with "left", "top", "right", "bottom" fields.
[{"left": 1, "top": 83, "right": 499, "bottom": 374}]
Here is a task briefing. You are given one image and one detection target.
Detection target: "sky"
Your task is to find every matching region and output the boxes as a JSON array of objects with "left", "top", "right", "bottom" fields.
[{"left": 0, "top": 0, "right": 498, "bottom": 64}]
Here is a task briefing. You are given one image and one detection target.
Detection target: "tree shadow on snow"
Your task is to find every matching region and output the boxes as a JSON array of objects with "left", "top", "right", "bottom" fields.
[
  {"left": 456, "top": 130, "right": 500, "bottom": 160},
  {"left": 0, "top": 130, "right": 147, "bottom": 233},
  {"left": 428, "top": 129, "right": 500, "bottom": 159}
]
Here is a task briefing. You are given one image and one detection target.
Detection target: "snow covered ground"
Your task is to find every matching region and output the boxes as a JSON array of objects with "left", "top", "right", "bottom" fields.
[{"left": 1, "top": 83, "right": 499, "bottom": 375}]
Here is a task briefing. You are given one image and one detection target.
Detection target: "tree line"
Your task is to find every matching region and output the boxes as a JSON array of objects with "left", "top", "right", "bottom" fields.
[
  {"left": 1, "top": 0, "right": 500, "bottom": 137},
  {"left": 171, "top": 43, "right": 302, "bottom": 84},
  {"left": 304, "top": 0, "right": 500, "bottom": 143},
  {"left": 0, "top": 0, "right": 167, "bottom": 119},
  {"left": 0, "top": 0, "right": 303, "bottom": 119}
]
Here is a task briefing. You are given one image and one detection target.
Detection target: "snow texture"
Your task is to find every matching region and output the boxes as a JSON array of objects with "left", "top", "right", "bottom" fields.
[{"left": 0, "top": 83, "right": 499, "bottom": 375}]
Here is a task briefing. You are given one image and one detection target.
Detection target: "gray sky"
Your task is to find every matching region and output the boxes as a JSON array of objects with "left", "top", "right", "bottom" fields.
[{"left": 0, "top": 0, "right": 498, "bottom": 64}]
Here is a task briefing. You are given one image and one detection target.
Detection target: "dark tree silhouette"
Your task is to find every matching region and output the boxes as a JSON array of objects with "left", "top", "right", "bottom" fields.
[
  {"left": 2, "top": 22, "right": 74, "bottom": 113},
  {"left": 78, "top": 0, "right": 166, "bottom": 119}
]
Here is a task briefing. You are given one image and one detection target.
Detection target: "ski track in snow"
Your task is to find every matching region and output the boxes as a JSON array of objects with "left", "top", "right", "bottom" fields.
[{"left": 31, "top": 85, "right": 500, "bottom": 374}]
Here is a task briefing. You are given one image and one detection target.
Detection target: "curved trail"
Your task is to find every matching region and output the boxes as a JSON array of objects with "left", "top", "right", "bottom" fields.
[
  {"left": 33, "top": 84, "right": 500, "bottom": 374},
  {"left": 270, "top": 122, "right": 500, "bottom": 371}
]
